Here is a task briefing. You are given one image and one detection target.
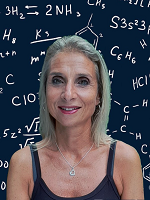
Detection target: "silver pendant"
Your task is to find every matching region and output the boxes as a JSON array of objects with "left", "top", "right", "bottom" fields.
[{"left": 69, "top": 168, "right": 75, "bottom": 176}]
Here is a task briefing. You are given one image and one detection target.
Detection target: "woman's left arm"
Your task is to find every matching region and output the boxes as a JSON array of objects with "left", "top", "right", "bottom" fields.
[{"left": 120, "top": 143, "right": 144, "bottom": 200}]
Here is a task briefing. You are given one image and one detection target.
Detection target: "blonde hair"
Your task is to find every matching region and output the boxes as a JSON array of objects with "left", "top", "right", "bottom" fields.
[{"left": 36, "top": 35, "right": 114, "bottom": 149}]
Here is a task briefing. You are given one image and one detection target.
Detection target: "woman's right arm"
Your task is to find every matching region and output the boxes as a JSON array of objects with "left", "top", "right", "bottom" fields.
[{"left": 6, "top": 146, "right": 32, "bottom": 200}]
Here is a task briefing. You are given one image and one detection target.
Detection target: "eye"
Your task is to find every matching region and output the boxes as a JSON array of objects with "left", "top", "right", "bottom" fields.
[
  {"left": 52, "top": 77, "right": 64, "bottom": 85},
  {"left": 77, "top": 78, "right": 89, "bottom": 86}
]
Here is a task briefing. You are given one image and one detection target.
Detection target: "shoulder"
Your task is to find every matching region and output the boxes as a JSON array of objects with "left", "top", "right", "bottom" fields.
[
  {"left": 115, "top": 140, "right": 142, "bottom": 182},
  {"left": 115, "top": 140, "right": 141, "bottom": 164},
  {"left": 113, "top": 141, "right": 144, "bottom": 198},
  {"left": 8, "top": 145, "right": 33, "bottom": 184},
  {"left": 10, "top": 145, "right": 32, "bottom": 168},
  {"left": 7, "top": 146, "right": 33, "bottom": 199}
]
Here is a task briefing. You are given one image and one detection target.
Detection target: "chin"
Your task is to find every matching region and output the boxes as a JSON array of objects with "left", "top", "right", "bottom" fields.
[{"left": 56, "top": 120, "right": 78, "bottom": 128}]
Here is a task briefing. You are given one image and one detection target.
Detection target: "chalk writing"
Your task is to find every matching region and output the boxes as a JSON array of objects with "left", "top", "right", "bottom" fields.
[
  {"left": 123, "top": 0, "right": 150, "bottom": 8},
  {"left": 132, "top": 74, "right": 150, "bottom": 90},
  {"left": 122, "top": 99, "right": 149, "bottom": 121},
  {"left": 87, "top": 0, "right": 105, "bottom": 9},
  {"left": 1, "top": 181, "right": 6, "bottom": 191},
  {"left": 107, "top": 125, "right": 143, "bottom": 141},
  {"left": 31, "top": 56, "right": 39, "bottom": 65},
  {"left": 2, "top": 29, "right": 16, "bottom": 44},
  {"left": 0, "top": 160, "right": 9, "bottom": 169},
  {"left": 25, "top": 117, "right": 40, "bottom": 133},
  {"left": 0, "top": 88, "right": 3, "bottom": 94},
  {"left": 6, "top": 74, "right": 15, "bottom": 85},
  {"left": 110, "top": 16, "right": 150, "bottom": 35},
  {"left": 12, "top": 93, "right": 38, "bottom": 106},
  {"left": 27, "top": 11, "right": 39, "bottom": 15},
  {"left": 75, "top": 14, "right": 103, "bottom": 49},
  {"left": 141, "top": 144, "right": 148, "bottom": 154},
  {"left": 5, "top": 6, "right": 25, "bottom": 19},
  {"left": 2, "top": 118, "right": 40, "bottom": 141},
  {"left": 141, "top": 144, "right": 150, "bottom": 161},
  {"left": 3, "top": 129, "right": 19, "bottom": 139},
  {"left": 31, "top": 35, "right": 61, "bottom": 44},
  {"left": 37, "top": 72, "right": 42, "bottom": 82},
  {"left": 46, "top": 4, "right": 72, "bottom": 16},
  {"left": 2, "top": 4, "right": 74, "bottom": 20},
  {"left": 143, "top": 163, "right": 150, "bottom": 182},
  {"left": 19, "top": 138, "right": 35, "bottom": 149},
  {"left": 109, "top": 70, "right": 115, "bottom": 79},
  {"left": 0, "top": 50, "right": 16, "bottom": 59},
  {"left": 109, "top": 70, "right": 115, "bottom": 85},
  {"left": 6, "top": 6, "right": 18, "bottom": 15},
  {"left": 0, "top": 1, "right": 149, "bottom": 198},
  {"left": 25, "top": 5, "right": 38, "bottom": 9},
  {"left": 30, "top": 51, "right": 46, "bottom": 65},
  {"left": 76, "top": 11, "right": 81, "bottom": 17},
  {"left": 140, "top": 39, "right": 148, "bottom": 49},
  {"left": 110, "top": 46, "right": 136, "bottom": 64}
]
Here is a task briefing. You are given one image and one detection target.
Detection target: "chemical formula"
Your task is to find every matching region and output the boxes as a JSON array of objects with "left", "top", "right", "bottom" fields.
[{"left": 0, "top": 1, "right": 149, "bottom": 199}]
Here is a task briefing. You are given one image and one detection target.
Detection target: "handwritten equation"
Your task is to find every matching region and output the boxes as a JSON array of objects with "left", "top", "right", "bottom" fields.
[
  {"left": 122, "top": 0, "right": 150, "bottom": 8},
  {"left": 1, "top": 117, "right": 41, "bottom": 148},
  {"left": 0, "top": 0, "right": 150, "bottom": 198},
  {"left": 0, "top": 4, "right": 74, "bottom": 19}
]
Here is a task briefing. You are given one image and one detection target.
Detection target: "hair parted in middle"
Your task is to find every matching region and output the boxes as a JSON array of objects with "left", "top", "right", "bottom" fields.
[{"left": 36, "top": 35, "right": 114, "bottom": 149}]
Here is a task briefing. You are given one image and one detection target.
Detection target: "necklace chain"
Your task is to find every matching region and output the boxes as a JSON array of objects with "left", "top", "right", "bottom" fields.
[{"left": 55, "top": 141, "right": 94, "bottom": 176}]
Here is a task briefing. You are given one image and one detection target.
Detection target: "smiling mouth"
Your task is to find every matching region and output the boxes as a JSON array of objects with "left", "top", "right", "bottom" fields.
[{"left": 58, "top": 107, "right": 81, "bottom": 111}]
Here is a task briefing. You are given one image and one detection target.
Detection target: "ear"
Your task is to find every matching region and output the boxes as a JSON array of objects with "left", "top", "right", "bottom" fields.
[{"left": 96, "top": 95, "right": 100, "bottom": 106}]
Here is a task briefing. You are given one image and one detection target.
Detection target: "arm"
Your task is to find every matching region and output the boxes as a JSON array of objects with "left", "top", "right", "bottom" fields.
[
  {"left": 117, "top": 142, "right": 144, "bottom": 199},
  {"left": 6, "top": 146, "right": 32, "bottom": 200}
]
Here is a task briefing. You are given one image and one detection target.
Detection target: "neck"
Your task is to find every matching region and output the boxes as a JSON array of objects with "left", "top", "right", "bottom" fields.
[{"left": 55, "top": 122, "right": 94, "bottom": 156}]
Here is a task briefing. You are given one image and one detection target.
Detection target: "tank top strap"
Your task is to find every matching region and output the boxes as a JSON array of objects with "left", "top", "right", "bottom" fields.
[
  {"left": 29, "top": 144, "right": 41, "bottom": 183},
  {"left": 106, "top": 141, "right": 117, "bottom": 178}
]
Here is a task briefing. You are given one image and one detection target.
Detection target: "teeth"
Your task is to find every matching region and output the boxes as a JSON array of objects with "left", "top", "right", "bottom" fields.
[{"left": 61, "top": 107, "right": 78, "bottom": 111}]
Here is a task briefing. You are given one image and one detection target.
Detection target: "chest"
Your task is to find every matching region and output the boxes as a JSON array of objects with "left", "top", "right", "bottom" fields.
[
  {"left": 29, "top": 147, "right": 123, "bottom": 198},
  {"left": 37, "top": 149, "right": 107, "bottom": 197},
  {"left": 42, "top": 165, "right": 107, "bottom": 197}
]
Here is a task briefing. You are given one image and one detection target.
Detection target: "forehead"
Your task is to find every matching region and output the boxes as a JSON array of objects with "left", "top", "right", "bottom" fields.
[{"left": 49, "top": 52, "right": 96, "bottom": 75}]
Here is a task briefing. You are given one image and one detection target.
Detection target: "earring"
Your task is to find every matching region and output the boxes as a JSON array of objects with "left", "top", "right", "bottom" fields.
[{"left": 95, "top": 104, "right": 101, "bottom": 116}]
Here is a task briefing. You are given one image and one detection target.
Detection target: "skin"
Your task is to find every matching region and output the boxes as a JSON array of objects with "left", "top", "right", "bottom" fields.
[
  {"left": 6, "top": 52, "right": 144, "bottom": 200},
  {"left": 46, "top": 51, "right": 100, "bottom": 145}
]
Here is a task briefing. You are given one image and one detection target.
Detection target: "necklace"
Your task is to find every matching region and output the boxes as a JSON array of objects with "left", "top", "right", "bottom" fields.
[{"left": 55, "top": 141, "right": 94, "bottom": 176}]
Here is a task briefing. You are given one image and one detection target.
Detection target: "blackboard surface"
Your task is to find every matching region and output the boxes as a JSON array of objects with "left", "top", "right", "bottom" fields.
[{"left": 0, "top": 0, "right": 150, "bottom": 199}]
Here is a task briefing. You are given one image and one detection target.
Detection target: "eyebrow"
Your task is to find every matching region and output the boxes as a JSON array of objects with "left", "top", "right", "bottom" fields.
[
  {"left": 77, "top": 73, "right": 92, "bottom": 79},
  {"left": 49, "top": 72, "right": 63, "bottom": 76},
  {"left": 49, "top": 72, "right": 93, "bottom": 78}
]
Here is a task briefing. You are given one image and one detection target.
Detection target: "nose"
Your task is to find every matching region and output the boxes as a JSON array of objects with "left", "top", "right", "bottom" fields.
[{"left": 61, "top": 81, "right": 77, "bottom": 101}]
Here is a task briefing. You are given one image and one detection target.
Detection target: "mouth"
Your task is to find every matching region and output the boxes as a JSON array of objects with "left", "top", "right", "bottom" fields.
[
  {"left": 58, "top": 106, "right": 81, "bottom": 111},
  {"left": 58, "top": 106, "right": 81, "bottom": 114}
]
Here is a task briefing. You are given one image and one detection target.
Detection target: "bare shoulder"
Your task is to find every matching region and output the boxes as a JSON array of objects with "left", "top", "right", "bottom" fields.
[
  {"left": 113, "top": 141, "right": 144, "bottom": 199},
  {"left": 8, "top": 145, "right": 33, "bottom": 186},
  {"left": 113, "top": 140, "right": 141, "bottom": 179},
  {"left": 7, "top": 146, "right": 33, "bottom": 200},
  {"left": 115, "top": 140, "right": 141, "bottom": 165},
  {"left": 9, "top": 145, "right": 32, "bottom": 170}
]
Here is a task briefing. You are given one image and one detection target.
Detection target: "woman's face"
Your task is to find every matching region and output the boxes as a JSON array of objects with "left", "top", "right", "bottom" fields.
[{"left": 46, "top": 51, "right": 100, "bottom": 129}]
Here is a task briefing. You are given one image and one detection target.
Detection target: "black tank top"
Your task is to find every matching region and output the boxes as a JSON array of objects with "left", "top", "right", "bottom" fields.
[{"left": 30, "top": 141, "right": 120, "bottom": 200}]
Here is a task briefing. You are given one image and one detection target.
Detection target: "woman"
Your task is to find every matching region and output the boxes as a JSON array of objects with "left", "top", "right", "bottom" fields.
[{"left": 7, "top": 35, "right": 144, "bottom": 200}]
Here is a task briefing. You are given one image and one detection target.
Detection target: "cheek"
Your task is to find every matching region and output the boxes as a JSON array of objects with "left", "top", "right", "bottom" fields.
[
  {"left": 46, "top": 87, "right": 58, "bottom": 111},
  {"left": 79, "top": 89, "right": 98, "bottom": 107},
  {"left": 46, "top": 85, "right": 60, "bottom": 101}
]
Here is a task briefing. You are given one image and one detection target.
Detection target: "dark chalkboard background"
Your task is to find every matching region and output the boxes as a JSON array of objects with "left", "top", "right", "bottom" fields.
[{"left": 0, "top": 0, "right": 150, "bottom": 199}]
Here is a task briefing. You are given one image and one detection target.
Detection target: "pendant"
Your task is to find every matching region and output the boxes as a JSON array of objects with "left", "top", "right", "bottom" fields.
[{"left": 69, "top": 168, "right": 75, "bottom": 176}]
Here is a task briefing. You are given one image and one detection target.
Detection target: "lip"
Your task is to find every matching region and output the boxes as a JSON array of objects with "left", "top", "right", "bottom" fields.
[{"left": 58, "top": 106, "right": 81, "bottom": 115}]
